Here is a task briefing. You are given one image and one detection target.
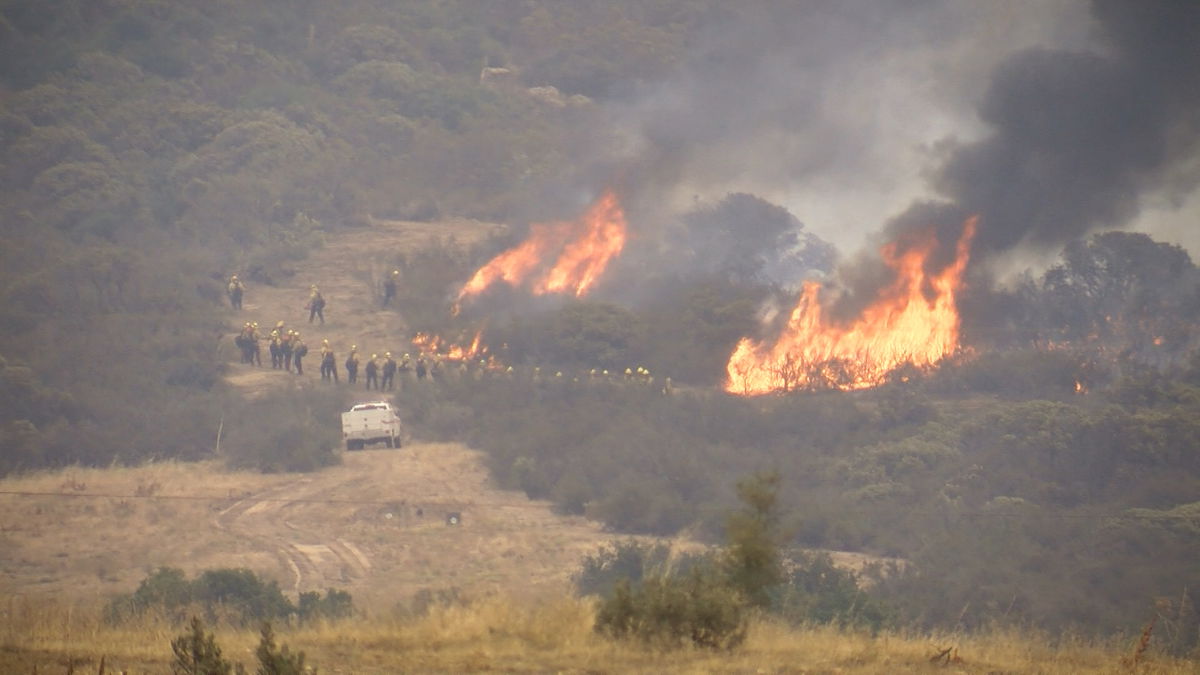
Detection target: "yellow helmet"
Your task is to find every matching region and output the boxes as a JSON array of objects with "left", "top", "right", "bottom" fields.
[
  {"left": 231, "top": 274, "right": 238, "bottom": 280},
  {"left": 322, "top": 339, "right": 329, "bottom": 345},
  {"left": 351, "top": 344, "right": 357, "bottom": 351},
  {"left": 372, "top": 353, "right": 378, "bottom": 359},
  {"left": 385, "top": 351, "right": 391, "bottom": 357},
  {"left": 392, "top": 269, "right": 399, "bottom": 276}
]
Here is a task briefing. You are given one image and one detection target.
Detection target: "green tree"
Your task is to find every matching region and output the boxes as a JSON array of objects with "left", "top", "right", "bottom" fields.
[
  {"left": 722, "top": 470, "right": 785, "bottom": 609},
  {"left": 171, "top": 616, "right": 241, "bottom": 675},
  {"left": 254, "top": 622, "right": 312, "bottom": 675}
]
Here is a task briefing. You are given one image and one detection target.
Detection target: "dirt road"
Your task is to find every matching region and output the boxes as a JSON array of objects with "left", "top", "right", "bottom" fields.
[{"left": 224, "top": 217, "right": 497, "bottom": 397}]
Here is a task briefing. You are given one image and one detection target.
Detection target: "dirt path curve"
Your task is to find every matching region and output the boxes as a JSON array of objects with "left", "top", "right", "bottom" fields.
[{"left": 224, "top": 217, "right": 498, "bottom": 397}]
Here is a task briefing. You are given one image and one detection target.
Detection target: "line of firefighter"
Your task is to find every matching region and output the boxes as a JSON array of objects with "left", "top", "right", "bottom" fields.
[
  {"left": 236, "top": 326, "right": 671, "bottom": 393},
  {"left": 229, "top": 275, "right": 672, "bottom": 392}
]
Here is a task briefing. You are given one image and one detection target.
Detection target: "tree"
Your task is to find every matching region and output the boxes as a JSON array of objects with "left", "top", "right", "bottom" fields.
[
  {"left": 254, "top": 622, "right": 311, "bottom": 675},
  {"left": 722, "top": 470, "right": 785, "bottom": 609},
  {"left": 171, "top": 617, "right": 240, "bottom": 675}
]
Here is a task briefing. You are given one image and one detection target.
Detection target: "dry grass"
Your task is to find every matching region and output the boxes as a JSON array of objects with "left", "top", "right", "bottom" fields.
[
  {"left": 0, "top": 448, "right": 646, "bottom": 613},
  {"left": 2, "top": 595, "right": 1196, "bottom": 674}
]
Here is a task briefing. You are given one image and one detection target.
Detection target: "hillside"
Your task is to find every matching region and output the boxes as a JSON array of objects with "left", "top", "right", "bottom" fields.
[
  {"left": 0, "top": 445, "right": 638, "bottom": 613},
  {"left": 221, "top": 216, "right": 496, "bottom": 398}
]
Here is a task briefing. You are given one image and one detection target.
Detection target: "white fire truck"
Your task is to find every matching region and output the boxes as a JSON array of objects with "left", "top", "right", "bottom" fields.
[{"left": 341, "top": 401, "right": 403, "bottom": 450}]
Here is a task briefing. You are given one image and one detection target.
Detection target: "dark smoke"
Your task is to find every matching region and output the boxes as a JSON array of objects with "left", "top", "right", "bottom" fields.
[{"left": 886, "top": 0, "right": 1200, "bottom": 259}]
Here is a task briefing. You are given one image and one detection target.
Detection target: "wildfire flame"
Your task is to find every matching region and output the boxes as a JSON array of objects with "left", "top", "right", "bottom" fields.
[
  {"left": 458, "top": 189, "right": 627, "bottom": 302},
  {"left": 726, "top": 216, "right": 978, "bottom": 394},
  {"left": 411, "top": 330, "right": 486, "bottom": 361}
]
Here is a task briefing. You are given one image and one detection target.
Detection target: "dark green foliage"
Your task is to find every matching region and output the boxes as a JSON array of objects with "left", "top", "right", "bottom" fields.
[
  {"left": 298, "top": 589, "right": 355, "bottom": 623},
  {"left": 193, "top": 569, "right": 295, "bottom": 626},
  {"left": 594, "top": 566, "right": 747, "bottom": 649},
  {"left": 773, "top": 552, "right": 894, "bottom": 631},
  {"left": 255, "top": 622, "right": 312, "bottom": 675},
  {"left": 108, "top": 567, "right": 354, "bottom": 627},
  {"left": 222, "top": 388, "right": 345, "bottom": 473},
  {"left": 575, "top": 540, "right": 703, "bottom": 598},
  {"left": 722, "top": 471, "right": 785, "bottom": 609},
  {"left": 171, "top": 616, "right": 241, "bottom": 675}
]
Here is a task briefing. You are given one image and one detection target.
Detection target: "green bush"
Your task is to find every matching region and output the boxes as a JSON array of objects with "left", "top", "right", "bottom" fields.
[
  {"left": 108, "top": 567, "right": 354, "bottom": 627},
  {"left": 594, "top": 565, "right": 747, "bottom": 650},
  {"left": 170, "top": 616, "right": 241, "bottom": 675}
]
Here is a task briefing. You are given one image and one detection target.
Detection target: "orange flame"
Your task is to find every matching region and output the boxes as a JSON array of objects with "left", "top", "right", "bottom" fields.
[
  {"left": 458, "top": 189, "right": 627, "bottom": 301},
  {"left": 726, "top": 217, "right": 977, "bottom": 394},
  {"left": 411, "top": 330, "right": 487, "bottom": 361}
]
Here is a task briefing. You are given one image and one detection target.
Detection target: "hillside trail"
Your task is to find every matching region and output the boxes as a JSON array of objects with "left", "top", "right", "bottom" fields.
[
  {"left": 223, "top": 217, "right": 499, "bottom": 398},
  {"left": 205, "top": 217, "right": 657, "bottom": 606}
]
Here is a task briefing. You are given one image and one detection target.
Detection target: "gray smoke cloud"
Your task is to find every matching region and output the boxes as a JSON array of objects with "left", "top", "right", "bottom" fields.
[
  {"left": 589, "top": 0, "right": 1198, "bottom": 273},
  {"left": 597, "top": 1, "right": 1095, "bottom": 251},
  {"left": 884, "top": 0, "right": 1200, "bottom": 263}
]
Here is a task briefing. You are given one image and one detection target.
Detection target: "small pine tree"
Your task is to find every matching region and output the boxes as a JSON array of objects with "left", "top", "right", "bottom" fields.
[
  {"left": 722, "top": 470, "right": 785, "bottom": 609},
  {"left": 171, "top": 616, "right": 242, "bottom": 675},
  {"left": 255, "top": 621, "right": 313, "bottom": 675}
]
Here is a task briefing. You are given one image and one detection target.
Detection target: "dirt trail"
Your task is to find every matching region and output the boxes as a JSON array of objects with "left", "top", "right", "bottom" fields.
[
  {"left": 224, "top": 217, "right": 498, "bottom": 398},
  {"left": 201, "top": 217, "right": 652, "bottom": 606}
]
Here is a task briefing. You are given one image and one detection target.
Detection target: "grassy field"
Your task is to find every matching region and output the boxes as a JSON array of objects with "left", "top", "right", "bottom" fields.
[{"left": 1, "top": 594, "right": 1189, "bottom": 674}]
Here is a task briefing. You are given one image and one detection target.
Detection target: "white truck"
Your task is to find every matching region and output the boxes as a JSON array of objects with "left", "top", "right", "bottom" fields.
[{"left": 341, "top": 401, "right": 403, "bottom": 450}]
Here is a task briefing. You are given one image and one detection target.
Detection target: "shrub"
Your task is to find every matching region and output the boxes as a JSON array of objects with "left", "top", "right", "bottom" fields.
[
  {"left": 170, "top": 616, "right": 240, "bottom": 675},
  {"left": 594, "top": 564, "right": 747, "bottom": 649},
  {"left": 109, "top": 567, "right": 354, "bottom": 627},
  {"left": 254, "top": 622, "right": 311, "bottom": 675},
  {"left": 298, "top": 589, "right": 354, "bottom": 622}
]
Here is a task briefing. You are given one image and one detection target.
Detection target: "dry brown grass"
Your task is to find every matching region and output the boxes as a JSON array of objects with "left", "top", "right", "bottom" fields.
[{"left": 3, "top": 595, "right": 1196, "bottom": 674}]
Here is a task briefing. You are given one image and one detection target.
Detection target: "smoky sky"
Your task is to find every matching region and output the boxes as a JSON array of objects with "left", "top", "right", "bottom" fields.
[
  {"left": 596, "top": 0, "right": 1198, "bottom": 267},
  {"left": 884, "top": 0, "right": 1200, "bottom": 263}
]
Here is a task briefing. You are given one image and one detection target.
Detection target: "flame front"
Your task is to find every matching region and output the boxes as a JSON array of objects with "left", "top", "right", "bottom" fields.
[
  {"left": 458, "top": 189, "right": 627, "bottom": 301},
  {"left": 726, "top": 217, "right": 977, "bottom": 394},
  {"left": 411, "top": 330, "right": 487, "bottom": 361}
]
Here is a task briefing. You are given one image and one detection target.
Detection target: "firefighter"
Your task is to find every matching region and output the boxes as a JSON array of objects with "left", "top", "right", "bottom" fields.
[
  {"left": 307, "top": 285, "right": 325, "bottom": 324},
  {"left": 382, "top": 269, "right": 399, "bottom": 307},
  {"left": 662, "top": 376, "right": 673, "bottom": 396},
  {"left": 345, "top": 346, "right": 360, "bottom": 384},
  {"left": 365, "top": 354, "right": 379, "bottom": 390},
  {"left": 430, "top": 355, "right": 443, "bottom": 380},
  {"left": 320, "top": 339, "right": 337, "bottom": 382},
  {"left": 381, "top": 352, "right": 397, "bottom": 391},
  {"left": 249, "top": 322, "right": 262, "bottom": 366},
  {"left": 268, "top": 330, "right": 281, "bottom": 369},
  {"left": 292, "top": 332, "right": 307, "bottom": 375},
  {"left": 227, "top": 275, "right": 244, "bottom": 310},
  {"left": 281, "top": 330, "right": 295, "bottom": 372},
  {"left": 415, "top": 355, "right": 427, "bottom": 380},
  {"left": 398, "top": 353, "right": 412, "bottom": 380}
]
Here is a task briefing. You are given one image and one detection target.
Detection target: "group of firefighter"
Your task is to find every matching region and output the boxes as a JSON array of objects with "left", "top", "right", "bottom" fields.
[{"left": 227, "top": 273, "right": 672, "bottom": 394}]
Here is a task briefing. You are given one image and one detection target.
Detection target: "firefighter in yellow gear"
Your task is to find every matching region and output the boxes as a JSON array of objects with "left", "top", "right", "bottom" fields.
[
  {"left": 381, "top": 352, "right": 398, "bottom": 390},
  {"left": 345, "top": 346, "right": 360, "bottom": 384},
  {"left": 292, "top": 332, "right": 307, "bottom": 375},
  {"left": 365, "top": 353, "right": 379, "bottom": 390},
  {"left": 307, "top": 285, "right": 325, "bottom": 324},
  {"left": 227, "top": 275, "right": 244, "bottom": 309},
  {"left": 383, "top": 269, "right": 399, "bottom": 307},
  {"left": 320, "top": 340, "right": 337, "bottom": 382}
]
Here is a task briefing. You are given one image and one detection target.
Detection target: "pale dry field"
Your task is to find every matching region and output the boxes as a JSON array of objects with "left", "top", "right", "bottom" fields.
[
  {"left": 2, "top": 594, "right": 1190, "bottom": 674},
  {"left": 0, "top": 444, "right": 651, "bottom": 614}
]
